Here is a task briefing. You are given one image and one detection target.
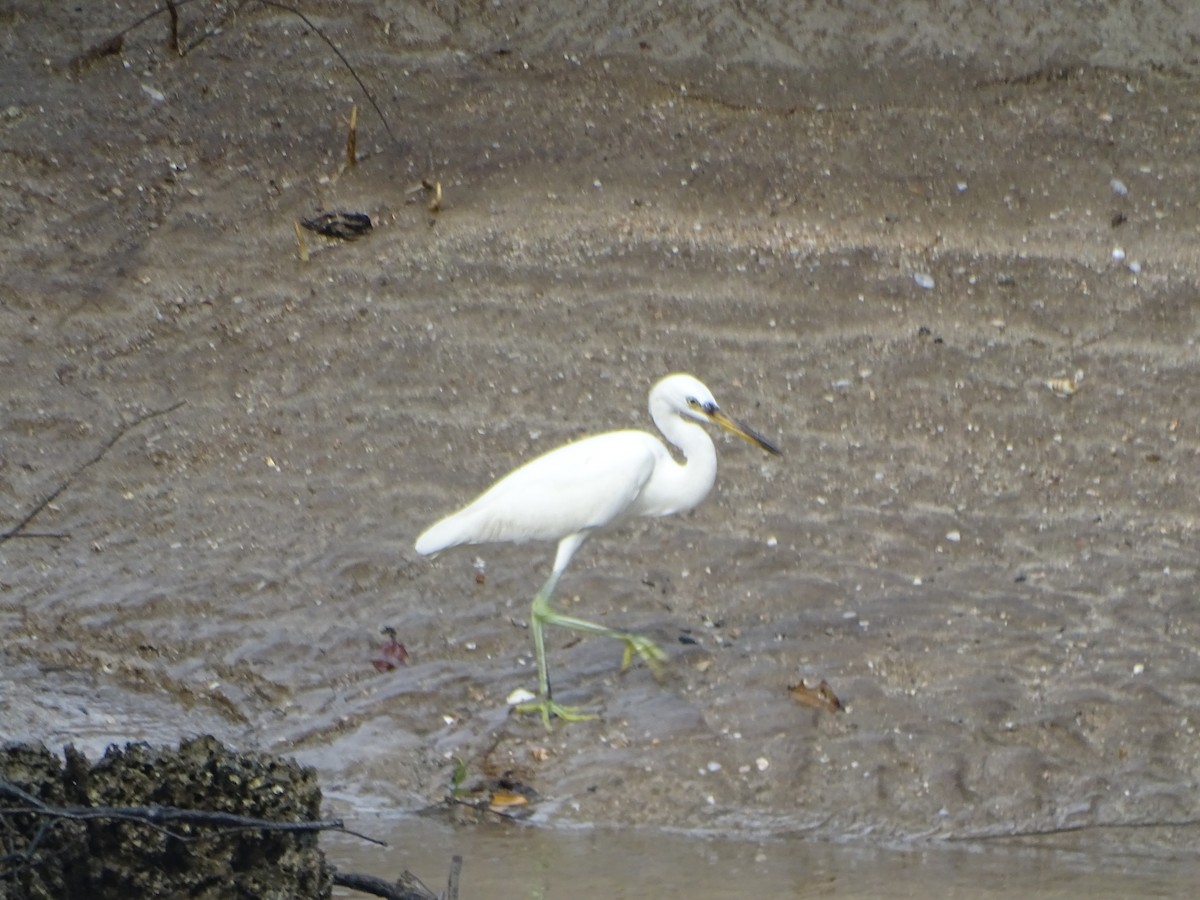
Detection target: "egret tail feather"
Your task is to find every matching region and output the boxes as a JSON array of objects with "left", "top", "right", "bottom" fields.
[{"left": 414, "top": 515, "right": 469, "bottom": 556}]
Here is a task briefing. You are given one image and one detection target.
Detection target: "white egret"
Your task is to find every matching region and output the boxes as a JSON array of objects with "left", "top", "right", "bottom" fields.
[{"left": 415, "top": 373, "right": 781, "bottom": 726}]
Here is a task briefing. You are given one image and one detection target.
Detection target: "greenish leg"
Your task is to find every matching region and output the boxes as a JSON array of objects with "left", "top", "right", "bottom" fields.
[
  {"left": 513, "top": 571, "right": 667, "bottom": 728},
  {"left": 534, "top": 599, "right": 668, "bottom": 678},
  {"left": 515, "top": 574, "right": 598, "bottom": 727}
]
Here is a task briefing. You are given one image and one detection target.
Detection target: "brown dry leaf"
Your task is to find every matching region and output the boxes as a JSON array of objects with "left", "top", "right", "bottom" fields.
[
  {"left": 371, "top": 626, "right": 409, "bottom": 671},
  {"left": 1045, "top": 377, "right": 1078, "bottom": 398},
  {"left": 293, "top": 221, "right": 309, "bottom": 262},
  {"left": 345, "top": 104, "right": 358, "bottom": 168},
  {"left": 488, "top": 789, "right": 529, "bottom": 811},
  {"left": 788, "top": 678, "right": 844, "bottom": 713},
  {"left": 486, "top": 783, "right": 539, "bottom": 818}
]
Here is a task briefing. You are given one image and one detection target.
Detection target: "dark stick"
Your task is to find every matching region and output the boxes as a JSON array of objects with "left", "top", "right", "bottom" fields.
[
  {"left": 332, "top": 870, "right": 439, "bottom": 900},
  {"left": 445, "top": 854, "right": 463, "bottom": 900},
  {"left": 254, "top": 0, "right": 397, "bottom": 144},
  {"left": 68, "top": 0, "right": 196, "bottom": 70},
  {"left": 166, "top": 0, "right": 180, "bottom": 53},
  {"left": 0, "top": 400, "right": 186, "bottom": 545},
  {"left": 68, "top": 2, "right": 397, "bottom": 143},
  {"left": 0, "top": 780, "right": 387, "bottom": 852}
]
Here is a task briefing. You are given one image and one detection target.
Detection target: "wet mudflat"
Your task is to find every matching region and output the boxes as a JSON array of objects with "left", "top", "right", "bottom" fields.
[{"left": 2, "top": 0, "right": 1199, "bottom": 893}]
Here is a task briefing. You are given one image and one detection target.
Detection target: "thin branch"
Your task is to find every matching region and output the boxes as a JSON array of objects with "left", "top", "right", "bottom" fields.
[
  {"left": 1, "top": 803, "right": 345, "bottom": 836},
  {"left": 68, "top": 0, "right": 200, "bottom": 69},
  {"left": 166, "top": 0, "right": 181, "bottom": 53},
  {"left": 0, "top": 780, "right": 385, "bottom": 850},
  {"left": 332, "top": 869, "right": 439, "bottom": 900},
  {"left": 176, "top": 0, "right": 250, "bottom": 57},
  {"left": 445, "top": 854, "right": 462, "bottom": 900},
  {"left": 70, "top": 1, "right": 397, "bottom": 145},
  {"left": 0, "top": 400, "right": 186, "bottom": 545},
  {"left": 254, "top": 0, "right": 397, "bottom": 144}
]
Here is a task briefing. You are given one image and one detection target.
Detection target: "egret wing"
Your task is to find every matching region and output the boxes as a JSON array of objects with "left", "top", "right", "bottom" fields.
[{"left": 417, "top": 430, "right": 663, "bottom": 552}]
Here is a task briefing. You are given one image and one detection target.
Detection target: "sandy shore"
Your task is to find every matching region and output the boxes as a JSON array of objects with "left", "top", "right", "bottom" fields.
[{"left": 2, "top": 0, "right": 1199, "bottom": 853}]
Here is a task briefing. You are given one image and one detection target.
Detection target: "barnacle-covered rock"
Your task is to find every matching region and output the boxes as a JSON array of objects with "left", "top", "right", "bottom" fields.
[{"left": 1, "top": 737, "right": 332, "bottom": 900}]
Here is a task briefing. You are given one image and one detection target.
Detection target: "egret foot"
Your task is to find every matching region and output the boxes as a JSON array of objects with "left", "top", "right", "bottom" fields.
[
  {"left": 618, "top": 632, "right": 668, "bottom": 678},
  {"left": 515, "top": 696, "right": 598, "bottom": 728}
]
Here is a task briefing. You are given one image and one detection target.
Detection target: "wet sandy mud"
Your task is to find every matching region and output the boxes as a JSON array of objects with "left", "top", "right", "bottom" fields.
[{"left": 2, "top": 0, "right": 1199, "bottom": 866}]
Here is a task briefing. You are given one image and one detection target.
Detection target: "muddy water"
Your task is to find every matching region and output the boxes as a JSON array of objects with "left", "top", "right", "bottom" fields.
[
  {"left": 3, "top": 0, "right": 1200, "bottom": 891},
  {"left": 323, "top": 817, "right": 1200, "bottom": 899}
]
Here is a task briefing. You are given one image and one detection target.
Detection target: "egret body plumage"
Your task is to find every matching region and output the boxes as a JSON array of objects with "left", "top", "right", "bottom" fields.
[{"left": 415, "top": 373, "right": 781, "bottom": 725}]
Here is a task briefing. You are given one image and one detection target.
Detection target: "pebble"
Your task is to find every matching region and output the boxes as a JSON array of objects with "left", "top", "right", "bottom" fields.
[{"left": 913, "top": 273, "right": 935, "bottom": 289}]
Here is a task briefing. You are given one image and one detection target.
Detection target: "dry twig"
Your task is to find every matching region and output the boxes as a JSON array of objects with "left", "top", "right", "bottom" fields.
[
  {"left": 0, "top": 400, "right": 186, "bottom": 545},
  {"left": 67, "top": 1, "right": 396, "bottom": 144}
]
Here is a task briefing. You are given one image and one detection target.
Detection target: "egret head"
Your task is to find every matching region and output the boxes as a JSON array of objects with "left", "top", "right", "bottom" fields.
[{"left": 656, "top": 373, "right": 782, "bottom": 456}]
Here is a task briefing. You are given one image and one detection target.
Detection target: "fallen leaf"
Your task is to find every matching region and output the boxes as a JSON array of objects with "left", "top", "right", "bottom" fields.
[
  {"left": 371, "top": 625, "right": 409, "bottom": 671},
  {"left": 487, "top": 790, "right": 529, "bottom": 812},
  {"left": 788, "top": 678, "right": 844, "bottom": 713}
]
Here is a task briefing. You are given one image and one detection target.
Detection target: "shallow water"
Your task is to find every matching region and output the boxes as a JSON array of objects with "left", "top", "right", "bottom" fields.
[{"left": 326, "top": 816, "right": 1200, "bottom": 899}]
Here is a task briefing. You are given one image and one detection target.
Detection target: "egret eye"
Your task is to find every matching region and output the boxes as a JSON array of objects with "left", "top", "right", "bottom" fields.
[{"left": 686, "top": 397, "right": 700, "bottom": 408}]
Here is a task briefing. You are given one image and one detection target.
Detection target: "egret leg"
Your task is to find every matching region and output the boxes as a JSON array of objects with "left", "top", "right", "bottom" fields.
[
  {"left": 532, "top": 591, "right": 667, "bottom": 676},
  {"left": 513, "top": 536, "right": 667, "bottom": 727},
  {"left": 515, "top": 570, "right": 599, "bottom": 726}
]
